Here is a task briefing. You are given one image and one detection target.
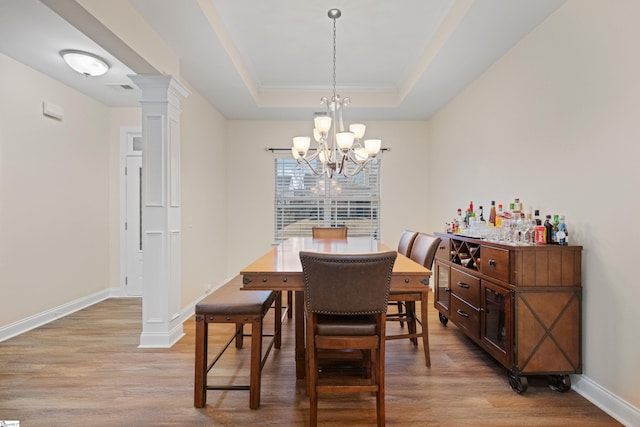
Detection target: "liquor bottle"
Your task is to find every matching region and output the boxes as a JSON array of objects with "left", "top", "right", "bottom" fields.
[
  {"left": 513, "top": 198, "right": 522, "bottom": 217},
  {"left": 456, "top": 208, "right": 463, "bottom": 232},
  {"left": 534, "top": 209, "right": 542, "bottom": 226},
  {"left": 552, "top": 214, "right": 560, "bottom": 244},
  {"left": 495, "top": 204, "right": 503, "bottom": 228},
  {"left": 544, "top": 215, "right": 553, "bottom": 244},
  {"left": 478, "top": 206, "right": 485, "bottom": 222},
  {"left": 488, "top": 201, "right": 497, "bottom": 226},
  {"left": 557, "top": 215, "right": 568, "bottom": 245}
]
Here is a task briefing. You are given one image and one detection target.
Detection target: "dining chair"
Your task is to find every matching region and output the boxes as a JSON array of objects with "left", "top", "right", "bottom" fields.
[
  {"left": 386, "top": 232, "right": 441, "bottom": 367},
  {"left": 391, "top": 230, "right": 419, "bottom": 326},
  {"left": 311, "top": 226, "right": 348, "bottom": 239},
  {"left": 300, "top": 250, "right": 397, "bottom": 427}
]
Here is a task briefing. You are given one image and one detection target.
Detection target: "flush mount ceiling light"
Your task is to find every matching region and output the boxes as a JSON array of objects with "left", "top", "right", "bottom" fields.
[
  {"left": 60, "top": 50, "right": 110, "bottom": 77},
  {"left": 291, "top": 8, "right": 382, "bottom": 178}
]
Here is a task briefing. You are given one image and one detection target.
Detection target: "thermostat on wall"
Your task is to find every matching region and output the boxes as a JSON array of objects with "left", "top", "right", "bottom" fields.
[{"left": 43, "top": 101, "right": 64, "bottom": 120}]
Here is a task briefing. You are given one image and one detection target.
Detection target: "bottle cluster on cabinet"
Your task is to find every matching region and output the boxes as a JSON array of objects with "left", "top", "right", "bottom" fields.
[
  {"left": 445, "top": 198, "right": 569, "bottom": 246},
  {"left": 433, "top": 232, "right": 582, "bottom": 394}
]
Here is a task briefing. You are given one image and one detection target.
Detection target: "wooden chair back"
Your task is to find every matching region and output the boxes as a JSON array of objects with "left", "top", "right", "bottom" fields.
[{"left": 311, "top": 226, "right": 348, "bottom": 239}]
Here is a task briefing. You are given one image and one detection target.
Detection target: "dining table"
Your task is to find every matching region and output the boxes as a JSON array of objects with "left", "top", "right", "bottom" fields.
[{"left": 239, "top": 236, "right": 432, "bottom": 379}]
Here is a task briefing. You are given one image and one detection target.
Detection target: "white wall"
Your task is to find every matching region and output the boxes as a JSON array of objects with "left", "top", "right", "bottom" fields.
[
  {"left": 224, "top": 119, "right": 430, "bottom": 275},
  {"left": 426, "top": 0, "right": 640, "bottom": 416},
  {"left": 0, "top": 52, "right": 110, "bottom": 326}
]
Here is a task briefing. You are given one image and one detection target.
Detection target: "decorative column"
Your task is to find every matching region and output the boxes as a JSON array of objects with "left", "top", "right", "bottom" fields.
[{"left": 128, "top": 75, "right": 190, "bottom": 348}]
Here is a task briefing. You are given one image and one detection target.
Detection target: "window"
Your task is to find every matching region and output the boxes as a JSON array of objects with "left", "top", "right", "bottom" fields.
[{"left": 274, "top": 156, "right": 381, "bottom": 240}]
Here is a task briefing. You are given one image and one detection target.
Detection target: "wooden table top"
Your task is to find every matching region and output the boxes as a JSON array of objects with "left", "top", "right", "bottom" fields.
[{"left": 240, "top": 236, "right": 431, "bottom": 291}]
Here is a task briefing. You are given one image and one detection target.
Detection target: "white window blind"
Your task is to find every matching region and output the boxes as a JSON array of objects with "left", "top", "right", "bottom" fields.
[{"left": 274, "top": 155, "right": 381, "bottom": 241}]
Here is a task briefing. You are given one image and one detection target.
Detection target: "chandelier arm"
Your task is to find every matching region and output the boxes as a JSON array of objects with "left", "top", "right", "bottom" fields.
[{"left": 297, "top": 156, "right": 326, "bottom": 176}]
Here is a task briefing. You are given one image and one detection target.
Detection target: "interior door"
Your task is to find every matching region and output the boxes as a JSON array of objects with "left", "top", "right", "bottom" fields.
[{"left": 125, "top": 137, "right": 143, "bottom": 296}]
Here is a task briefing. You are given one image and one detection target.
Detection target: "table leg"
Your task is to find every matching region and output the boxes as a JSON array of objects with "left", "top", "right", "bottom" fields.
[
  {"left": 295, "top": 290, "right": 305, "bottom": 379},
  {"left": 421, "top": 290, "right": 431, "bottom": 367}
]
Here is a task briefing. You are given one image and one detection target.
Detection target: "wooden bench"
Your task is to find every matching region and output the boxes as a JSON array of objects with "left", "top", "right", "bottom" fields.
[{"left": 194, "top": 275, "right": 284, "bottom": 409}]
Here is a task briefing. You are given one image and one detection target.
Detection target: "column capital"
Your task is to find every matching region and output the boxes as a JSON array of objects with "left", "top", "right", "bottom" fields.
[{"left": 128, "top": 74, "right": 191, "bottom": 102}]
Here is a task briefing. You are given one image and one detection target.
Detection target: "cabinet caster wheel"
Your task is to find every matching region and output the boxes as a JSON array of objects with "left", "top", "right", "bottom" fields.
[
  {"left": 508, "top": 371, "right": 528, "bottom": 393},
  {"left": 549, "top": 375, "right": 571, "bottom": 392},
  {"left": 438, "top": 312, "right": 448, "bottom": 326}
]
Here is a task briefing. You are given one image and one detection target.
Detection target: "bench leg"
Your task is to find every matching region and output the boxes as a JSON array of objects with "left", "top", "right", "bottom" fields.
[
  {"left": 250, "top": 317, "right": 263, "bottom": 409},
  {"left": 194, "top": 315, "right": 208, "bottom": 408}
]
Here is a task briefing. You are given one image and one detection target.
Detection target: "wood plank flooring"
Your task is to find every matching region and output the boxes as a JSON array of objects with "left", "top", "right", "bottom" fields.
[{"left": 0, "top": 298, "right": 620, "bottom": 426}]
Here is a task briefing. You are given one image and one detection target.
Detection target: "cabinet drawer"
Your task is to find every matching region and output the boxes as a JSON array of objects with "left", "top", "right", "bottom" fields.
[
  {"left": 480, "top": 246, "right": 510, "bottom": 282},
  {"left": 436, "top": 236, "right": 449, "bottom": 260},
  {"left": 450, "top": 267, "right": 480, "bottom": 307},
  {"left": 450, "top": 294, "right": 480, "bottom": 340}
]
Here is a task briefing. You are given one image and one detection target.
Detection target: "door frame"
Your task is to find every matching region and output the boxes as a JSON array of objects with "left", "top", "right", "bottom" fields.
[{"left": 119, "top": 125, "right": 142, "bottom": 296}]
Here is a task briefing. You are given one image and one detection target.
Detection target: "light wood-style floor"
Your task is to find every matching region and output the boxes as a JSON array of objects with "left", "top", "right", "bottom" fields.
[{"left": 0, "top": 298, "right": 620, "bottom": 426}]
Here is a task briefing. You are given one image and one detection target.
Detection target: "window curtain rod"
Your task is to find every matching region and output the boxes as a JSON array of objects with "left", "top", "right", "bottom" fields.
[{"left": 265, "top": 147, "right": 390, "bottom": 152}]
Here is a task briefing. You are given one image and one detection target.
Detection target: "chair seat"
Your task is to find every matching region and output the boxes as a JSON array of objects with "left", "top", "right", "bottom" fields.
[{"left": 316, "top": 314, "right": 378, "bottom": 336}]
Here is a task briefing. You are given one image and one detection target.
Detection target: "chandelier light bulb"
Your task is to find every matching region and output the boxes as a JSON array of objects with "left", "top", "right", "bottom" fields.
[
  {"left": 292, "top": 136, "right": 311, "bottom": 156},
  {"left": 349, "top": 123, "right": 366, "bottom": 139},
  {"left": 314, "top": 116, "right": 332, "bottom": 133},
  {"left": 336, "top": 131, "right": 355, "bottom": 150},
  {"left": 364, "top": 139, "right": 382, "bottom": 155}
]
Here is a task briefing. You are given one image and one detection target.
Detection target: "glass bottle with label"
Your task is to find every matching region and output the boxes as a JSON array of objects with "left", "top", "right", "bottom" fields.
[
  {"left": 534, "top": 209, "right": 542, "bottom": 226},
  {"left": 557, "top": 215, "right": 568, "bottom": 245},
  {"left": 496, "top": 204, "right": 503, "bottom": 228},
  {"left": 552, "top": 214, "right": 560, "bottom": 244},
  {"left": 488, "top": 201, "right": 497, "bottom": 226},
  {"left": 544, "top": 215, "right": 553, "bottom": 244}
]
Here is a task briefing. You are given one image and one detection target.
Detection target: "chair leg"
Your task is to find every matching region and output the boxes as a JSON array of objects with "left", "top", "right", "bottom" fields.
[
  {"left": 287, "top": 291, "right": 293, "bottom": 319},
  {"left": 307, "top": 316, "right": 319, "bottom": 427},
  {"left": 406, "top": 301, "right": 418, "bottom": 346},
  {"left": 249, "top": 317, "right": 263, "bottom": 409},
  {"left": 378, "top": 320, "right": 386, "bottom": 427},
  {"left": 397, "top": 301, "right": 404, "bottom": 327}
]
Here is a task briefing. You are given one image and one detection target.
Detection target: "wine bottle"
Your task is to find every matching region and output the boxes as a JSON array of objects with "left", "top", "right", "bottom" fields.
[
  {"left": 534, "top": 209, "right": 542, "bottom": 226},
  {"left": 544, "top": 215, "right": 553, "bottom": 244}
]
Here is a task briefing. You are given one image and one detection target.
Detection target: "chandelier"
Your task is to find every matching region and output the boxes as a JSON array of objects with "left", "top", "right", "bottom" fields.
[{"left": 291, "top": 8, "right": 382, "bottom": 178}]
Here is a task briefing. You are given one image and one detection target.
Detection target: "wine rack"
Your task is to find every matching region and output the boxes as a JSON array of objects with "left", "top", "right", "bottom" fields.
[{"left": 450, "top": 239, "right": 481, "bottom": 270}]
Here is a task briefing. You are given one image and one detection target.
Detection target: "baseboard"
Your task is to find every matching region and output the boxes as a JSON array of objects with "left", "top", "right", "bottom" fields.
[
  {"left": 572, "top": 374, "right": 639, "bottom": 427},
  {"left": 0, "top": 288, "right": 120, "bottom": 342}
]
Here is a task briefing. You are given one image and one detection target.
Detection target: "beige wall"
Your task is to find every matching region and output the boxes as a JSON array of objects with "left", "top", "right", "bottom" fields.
[
  {"left": 0, "top": 52, "right": 110, "bottom": 325},
  {"left": 180, "top": 81, "right": 229, "bottom": 304},
  {"left": 223, "top": 119, "right": 430, "bottom": 275},
  {"left": 426, "top": 0, "right": 640, "bottom": 410}
]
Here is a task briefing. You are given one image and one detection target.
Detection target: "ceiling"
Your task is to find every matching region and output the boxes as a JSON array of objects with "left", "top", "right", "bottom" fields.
[{"left": 0, "top": 0, "right": 566, "bottom": 121}]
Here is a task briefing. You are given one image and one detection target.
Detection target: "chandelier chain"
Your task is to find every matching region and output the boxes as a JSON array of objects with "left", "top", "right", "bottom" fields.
[{"left": 332, "top": 15, "right": 337, "bottom": 101}]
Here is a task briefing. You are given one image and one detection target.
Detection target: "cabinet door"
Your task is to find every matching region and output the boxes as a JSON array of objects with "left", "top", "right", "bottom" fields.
[
  {"left": 481, "top": 280, "right": 513, "bottom": 368},
  {"left": 434, "top": 260, "right": 450, "bottom": 315}
]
